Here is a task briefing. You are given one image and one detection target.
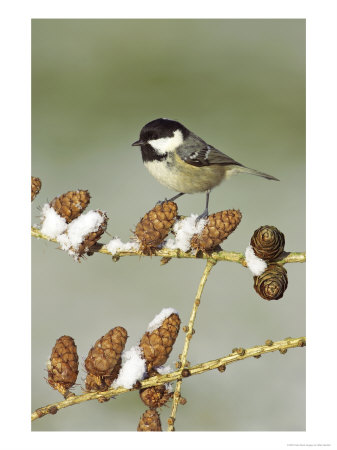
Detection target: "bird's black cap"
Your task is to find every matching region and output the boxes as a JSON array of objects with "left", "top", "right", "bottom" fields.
[{"left": 132, "top": 118, "right": 189, "bottom": 146}]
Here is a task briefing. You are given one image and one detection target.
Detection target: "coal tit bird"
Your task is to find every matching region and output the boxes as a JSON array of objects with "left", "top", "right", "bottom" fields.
[{"left": 132, "top": 118, "right": 279, "bottom": 219}]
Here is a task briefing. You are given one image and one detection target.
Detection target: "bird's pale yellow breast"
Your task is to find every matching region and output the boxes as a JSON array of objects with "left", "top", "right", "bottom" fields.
[{"left": 144, "top": 152, "right": 226, "bottom": 193}]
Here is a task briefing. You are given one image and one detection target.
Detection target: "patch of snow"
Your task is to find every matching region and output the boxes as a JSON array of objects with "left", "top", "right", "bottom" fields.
[
  {"left": 245, "top": 245, "right": 267, "bottom": 276},
  {"left": 112, "top": 346, "right": 146, "bottom": 389},
  {"left": 40, "top": 204, "right": 67, "bottom": 238},
  {"left": 105, "top": 237, "right": 140, "bottom": 256},
  {"left": 165, "top": 214, "right": 208, "bottom": 252},
  {"left": 147, "top": 308, "right": 178, "bottom": 333}
]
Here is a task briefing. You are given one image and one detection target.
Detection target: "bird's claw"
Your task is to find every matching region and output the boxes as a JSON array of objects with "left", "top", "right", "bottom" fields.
[
  {"left": 196, "top": 209, "right": 209, "bottom": 223},
  {"left": 156, "top": 198, "right": 168, "bottom": 205}
]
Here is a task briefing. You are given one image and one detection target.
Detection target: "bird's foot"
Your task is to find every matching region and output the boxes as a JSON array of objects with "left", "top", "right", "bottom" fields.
[
  {"left": 196, "top": 209, "right": 209, "bottom": 223},
  {"left": 156, "top": 192, "right": 185, "bottom": 205},
  {"left": 156, "top": 198, "right": 168, "bottom": 205}
]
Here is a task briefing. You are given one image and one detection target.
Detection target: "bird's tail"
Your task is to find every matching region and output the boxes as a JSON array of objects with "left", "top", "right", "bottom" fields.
[{"left": 238, "top": 166, "right": 279, "bottom": 181}]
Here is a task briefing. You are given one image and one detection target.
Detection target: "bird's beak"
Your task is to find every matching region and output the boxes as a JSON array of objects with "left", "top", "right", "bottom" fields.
[{"left": 132, "top": 139, "right": 145, "bottom": 147}]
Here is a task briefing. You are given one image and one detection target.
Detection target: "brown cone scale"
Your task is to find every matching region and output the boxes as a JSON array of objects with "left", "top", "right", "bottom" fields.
[
  {"left": 47, "top": 336, "right": 78, "bottom": 392},
  {"left": 50, "top": 190, "right": 91, "bottom": 223},
  {"left": 139, "top": 313, "right": 181, "bottom": 371},
  {"left": 250, "top": 225, "right": 285, "bottom": 261},
  {"left": 85, "top": 327, "right": 128, "bottom": 376},
  {"left": 84, "top": 360, "right": 122, "bottom": 392},
  {"left": 254, "top": 264, "right": 288, "bottom": 300},
  {"left": 190, "top": 209, "right": 242, "bottom": 252},
  {"left": 76, "top": 210, "right": 108, "bottom": 257},
  {"left": 85, "top": 373, "right": 106, "bottom": 392},
  {"left": 84, "top": 327, "right": 127, "bottom": 391},
  {"left": 140, "top": 384, "right": 172, "bottom": 409},
  {"left": 31, "top": 176, "right": 42, "bottom": 201},
  {"left": 137, "top": 409, "right": 162, "bottom": 432},
  {"left": 134, "top": 201, "right": 178, "bottom": 255},
  {"left": 139, "top": 369, "right": 172, "bottom": 409}
]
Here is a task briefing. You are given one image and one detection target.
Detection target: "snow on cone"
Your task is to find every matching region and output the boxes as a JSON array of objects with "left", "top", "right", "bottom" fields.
[
  {"left": 75, "top": 210, "right": 108, "bottom": 257},
  {"left": 139, "top": 311, "right": 180, "bottom": 371},
  {"left": 50, "top": 190, "right": 91, "bottom": 224},
  {"left": 137, "top": 409, "right": 162, "bottom": 432},
  {"left": 55, "top": 209, "right": 108, "bottom": 260},
  {"left": 134, "top": 201, "right": 178, "bottom": 255},
  {"left": 47, "top": 336, "right": 79, "bottom": 394},
  {"left": 253, "top": 264, "right": 288, "bottom": 300},
  {"left": 31, "top": 176, "right": 42, "bottom": 201},
  {"left": 85, "top": 327, "right": 128, "bottom": 391},
  {"left": 190, "top": 209, "right": 242, "bottom": 252},
  {"left": 250, "top": 225, "right": 285, "bottom": 261}
]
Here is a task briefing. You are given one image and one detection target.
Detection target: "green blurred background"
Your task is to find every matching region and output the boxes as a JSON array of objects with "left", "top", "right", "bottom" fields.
[{"left": 31, "top": 19, "right": 305, "bottom": 432}]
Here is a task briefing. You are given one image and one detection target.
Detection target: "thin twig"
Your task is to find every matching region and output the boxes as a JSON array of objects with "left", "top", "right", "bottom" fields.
[
  {"left": 31, "top": 227, "right": 305, "bottom": 265},
  {"left": 168, "top": 258, "right": 217, "bottom": 431},
  {"left": 31, "top": 336, "right": 305, "bottom": 422}
]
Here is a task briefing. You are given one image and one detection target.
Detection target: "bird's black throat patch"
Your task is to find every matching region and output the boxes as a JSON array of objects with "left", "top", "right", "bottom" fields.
[{"left": 140, "top": 144, "right": 168, "bottom": 163}]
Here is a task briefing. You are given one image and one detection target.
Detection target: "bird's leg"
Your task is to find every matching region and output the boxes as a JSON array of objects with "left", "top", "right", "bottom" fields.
[
  {"left": 168, "top": 192, "right": 185, "bottom": 202},
  {"left": 196, "top": 190, "right": 210, "bottom": 222},
  {"left": 156, "top": 192, "right": 185, "bottom": 205}
]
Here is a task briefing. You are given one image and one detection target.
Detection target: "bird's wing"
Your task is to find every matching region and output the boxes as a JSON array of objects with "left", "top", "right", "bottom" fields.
[{"left": 177, "top": 133, "right": 243, "bottom": 168}]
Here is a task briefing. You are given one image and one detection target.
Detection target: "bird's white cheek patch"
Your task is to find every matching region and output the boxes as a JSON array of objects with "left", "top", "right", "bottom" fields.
[{"left": 148, "top": 129, "right": 183, "bottom": 155}]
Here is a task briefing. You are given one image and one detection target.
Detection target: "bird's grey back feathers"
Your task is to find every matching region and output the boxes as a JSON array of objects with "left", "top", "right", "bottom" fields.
[
  {"left": 177, "top": 132, "right": 278, "bottom": 181},
  {"left": 177, "top": 132, "right": 243, "bottom": 167}
]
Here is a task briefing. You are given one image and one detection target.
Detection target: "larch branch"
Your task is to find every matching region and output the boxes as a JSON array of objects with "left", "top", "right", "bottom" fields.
[
  {"left": 31, "top": 336, "right": 305, "bottom": 422},
  {"left": 31, "top": 227, "right": 305, "bottom": 265},
  {"left": 168, "top": 259, "right": 217, "bottom": 431}
]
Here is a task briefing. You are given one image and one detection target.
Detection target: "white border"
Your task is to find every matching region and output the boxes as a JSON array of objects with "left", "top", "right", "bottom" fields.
[{"left": 1, "top": 1, "right": 336, "bottom": 449}]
